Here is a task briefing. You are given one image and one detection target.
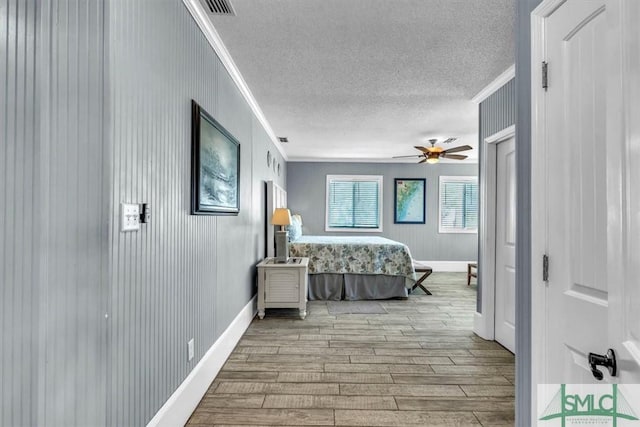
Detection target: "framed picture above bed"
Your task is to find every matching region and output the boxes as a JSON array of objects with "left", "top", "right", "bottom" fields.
[
  {"left": 190, "top": 100, "right": 240, "bottom": 215},
  {"left": 394, "top": 178, "right": 426, "bottom": 224}
]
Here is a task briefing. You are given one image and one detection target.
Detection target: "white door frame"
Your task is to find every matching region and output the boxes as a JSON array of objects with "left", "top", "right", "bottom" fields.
[
  {"left": 530, "top": 0, "right": 568, "bottom": 423},
  {"left": 474, "top": 125, "right": 516, "bottom": 340}
]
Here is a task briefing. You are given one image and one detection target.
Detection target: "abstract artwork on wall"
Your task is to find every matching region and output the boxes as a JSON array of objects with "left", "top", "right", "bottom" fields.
[{"left": 191, "top": 100, "right": 240, "bottom": 215}]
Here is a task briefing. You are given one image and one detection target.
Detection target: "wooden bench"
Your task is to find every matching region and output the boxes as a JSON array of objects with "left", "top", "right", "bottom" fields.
[
  {"left": 412, "top": 261, "right": 433, "bottom": 295},
  {"left": 467, "top": 262, "right": 477, "bottom": 286}
]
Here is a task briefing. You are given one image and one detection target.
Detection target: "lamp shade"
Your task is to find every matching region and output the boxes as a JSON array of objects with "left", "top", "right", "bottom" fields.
[{"left": 271, "top": 208, "right": 292, "bottom": 226}]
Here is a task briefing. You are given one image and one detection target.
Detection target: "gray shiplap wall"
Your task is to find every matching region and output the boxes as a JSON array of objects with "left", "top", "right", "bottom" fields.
[
  {"left": 479, "top": 79, "right": 515, "bottom": 142},
  {"left": 287, "top": 162, "right": 478, "bottom": 262},
  {"left": 2, "top": 0, "right": 109, "bottom": 425},
  {"left": 107, "top": 1, "right": 285, "bottom": 425},
  {"left": 42, "top": 2, "right": 109, "bottom": 425},
  {"left": 477, "top": 78, "right": 516, "bottom": 312},
  {"left": 1, "top": 1, "right": 40, "bottom": 425},
  {"left": 1, "top": 0, "right": 286, "bottom": 425}
]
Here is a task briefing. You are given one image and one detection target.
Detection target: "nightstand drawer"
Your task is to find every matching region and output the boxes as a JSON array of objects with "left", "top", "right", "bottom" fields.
[{"left": 265, "top": 271, "right": 300, "bottom": 302}]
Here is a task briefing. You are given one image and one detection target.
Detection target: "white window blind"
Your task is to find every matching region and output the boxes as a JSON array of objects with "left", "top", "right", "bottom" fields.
[
  {"left": 326, "top": 175, "right": 383, "bottom": 232},
  {"left": 439, "top": 176, "right": 478, "bottom": 233}
]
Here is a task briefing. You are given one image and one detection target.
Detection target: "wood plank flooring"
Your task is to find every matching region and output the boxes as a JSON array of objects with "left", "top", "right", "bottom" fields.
[{"left": 188, "top": 273, "right": 514, "bottom": 426}]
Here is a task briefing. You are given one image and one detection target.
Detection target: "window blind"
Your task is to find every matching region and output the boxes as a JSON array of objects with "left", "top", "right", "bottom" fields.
[
  {"left": 439, "top": 177, "right": 478, "bottom": 232},
  {"left": 327, "top": 177, "right": 381, "bottom": 230}
]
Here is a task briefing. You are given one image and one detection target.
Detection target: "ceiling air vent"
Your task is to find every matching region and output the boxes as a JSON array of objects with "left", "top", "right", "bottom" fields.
[
  {"left": 201, "top": 0, "right": 236, "bottom": 16},
  {"left": 278, "top": 137, "right": 289, "bottom": 143}
]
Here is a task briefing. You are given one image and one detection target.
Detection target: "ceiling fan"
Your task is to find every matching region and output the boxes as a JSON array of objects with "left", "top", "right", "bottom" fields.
[{"left": 393, "top": 138, "right": 472, "bottom": 164}]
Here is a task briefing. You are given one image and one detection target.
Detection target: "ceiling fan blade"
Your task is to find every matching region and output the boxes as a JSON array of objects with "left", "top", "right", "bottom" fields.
[
  {"left": 441, "top": 154, "right": 468, "bottom": 160},
  {"left": 418, "top": 158, "right": 427, "bottom": 164},
  {"left": 414, "top": 146, "right": 429, "bottom": 153},
  {"left": 441, "top": 137, "right": 458, "bottom": 144},
  {"left": 393, "top": 154, "right": 422, "bottom": 159},
  {"left": 442, "top": 144, "right": 472, "bottom": 154}
]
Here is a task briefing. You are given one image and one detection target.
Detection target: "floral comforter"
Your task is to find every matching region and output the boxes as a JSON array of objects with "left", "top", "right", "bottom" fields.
[{"left": 289, "top": 236, "right": 416, "bottom": 283}]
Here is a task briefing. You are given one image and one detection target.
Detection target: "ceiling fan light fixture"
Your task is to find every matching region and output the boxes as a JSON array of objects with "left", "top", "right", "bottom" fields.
[
  {"left": 397, "top": 138, "right": 470, "bottom": 164},
  {"left": 426, "top": 156, "right": 439, "bottom": 164}
]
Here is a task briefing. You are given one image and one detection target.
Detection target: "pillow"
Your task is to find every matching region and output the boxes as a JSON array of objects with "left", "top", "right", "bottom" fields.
[{"left": 287, "top": 214, "right": 303, "bottom": 242}]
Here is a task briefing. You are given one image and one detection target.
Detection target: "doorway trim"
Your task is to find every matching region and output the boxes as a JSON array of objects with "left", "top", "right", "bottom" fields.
[
  {"left": 474, "top": 125, "right": 516, "bottom": 340},
  {"left": 530, "top": 0, "right": 565, "bottom": 424}
]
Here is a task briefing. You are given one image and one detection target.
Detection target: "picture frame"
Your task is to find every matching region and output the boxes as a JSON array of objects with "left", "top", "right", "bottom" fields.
[
  {"left": 394, "top": 178, "right": 426, "bottom": 224},
  {"left": 191, "top": 100, "right": 241, "bottom": 215}
]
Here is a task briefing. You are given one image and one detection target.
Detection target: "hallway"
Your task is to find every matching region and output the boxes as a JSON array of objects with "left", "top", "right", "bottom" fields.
[{"left": 188, "top": 273, "right": 514, "bottom": 426}]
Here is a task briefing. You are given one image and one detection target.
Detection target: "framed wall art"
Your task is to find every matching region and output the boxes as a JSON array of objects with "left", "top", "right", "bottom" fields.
[
  {"left": 394, "top": 178, "right": 426, "bottom": 224},
  {"left": 191, "top": 100, "right": 240, "bottom": 215}
]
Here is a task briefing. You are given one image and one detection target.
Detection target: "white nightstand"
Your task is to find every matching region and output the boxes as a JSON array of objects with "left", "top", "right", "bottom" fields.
[{"left": 257, "top": 257, "right": 309, "bottom": 319}]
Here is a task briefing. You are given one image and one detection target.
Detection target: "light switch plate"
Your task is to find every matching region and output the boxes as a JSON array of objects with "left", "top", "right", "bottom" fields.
[
  {"left": 187, "top": 338, "right": 195, "bottom": 361},
  {"left": 120, "top": 203, "right": 140, "bottom": 232}
]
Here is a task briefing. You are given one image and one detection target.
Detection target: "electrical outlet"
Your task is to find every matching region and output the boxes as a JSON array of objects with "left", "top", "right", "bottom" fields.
[
  {"left": 187, "top": 338, "right": 194, "bottom": 361},
  {"left": 120, "top": 203, "right": 140, "bottom": 232}
]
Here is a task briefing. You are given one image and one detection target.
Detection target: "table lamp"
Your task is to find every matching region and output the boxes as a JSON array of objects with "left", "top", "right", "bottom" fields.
[{"left": 271, "top": 208, "right": 292, "bottom": 263}]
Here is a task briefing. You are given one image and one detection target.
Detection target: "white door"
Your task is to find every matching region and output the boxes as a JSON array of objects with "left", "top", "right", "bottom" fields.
[
  {"left": 494, "top": 137, "right": 516, "bottom": 353},
  {"left": 538, "top": 0, "right": 640, "bottom": 385},
  {"left": 607, "top": 0, "right": 640, "bottom": 384},
  {"left": 545, "top": 0, "right": 608, "bottom": 383}
]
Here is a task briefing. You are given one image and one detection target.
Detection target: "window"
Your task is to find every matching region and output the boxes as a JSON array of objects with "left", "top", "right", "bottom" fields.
[
  {"left": 326, "top": 175, "right": 383, "bottom": 232},
  {"left": 439, "top": 176, "right": 478, "bottom": 233}
]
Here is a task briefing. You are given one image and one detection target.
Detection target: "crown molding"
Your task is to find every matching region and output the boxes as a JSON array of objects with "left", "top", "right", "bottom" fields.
[
  {"left": 182, "top": 0, "right": 288, "bottom": 160},
  {"left": 471, "top": 64, "right": 516, "bottom": 104},
  {"left": 288, "top": 157, "right": 478, "bottom": 165}
]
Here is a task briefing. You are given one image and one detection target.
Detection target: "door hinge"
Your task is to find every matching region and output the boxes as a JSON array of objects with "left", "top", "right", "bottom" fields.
[
  {"left": 543, "top": 254, "right": 549, "bottom": 282},
  {"left": 542, "top": 61, "right": 548, "bottom": 90}
]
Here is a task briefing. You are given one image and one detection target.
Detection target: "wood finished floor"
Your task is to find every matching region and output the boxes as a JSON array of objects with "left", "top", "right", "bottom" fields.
[{"left": 188, "top": 273, "right": 514, "bottom": 426}]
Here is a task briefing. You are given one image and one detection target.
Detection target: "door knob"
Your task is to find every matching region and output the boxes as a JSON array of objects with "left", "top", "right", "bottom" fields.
[{"left": 588, "top": 349, "right": 616, "bottom": 381}]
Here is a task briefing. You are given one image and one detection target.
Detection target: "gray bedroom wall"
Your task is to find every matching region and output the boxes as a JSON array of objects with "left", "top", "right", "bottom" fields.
[
  {"left": 1, "top": 0, "right": 286, "bottom": 426},
  {"left": 107, "top": 1, "right": 285, "bottom": 425},
  {"left": 42, "top": 2, "right": 110, "bottom": 425},
  {"left": 287, "top": 162, "right": 478, "bottom": 262},
  {"left": 477, "top": 78, "right": 516, "bottom": 312},
  {"left": 1, "top": 1, "right": 41, "bottom": 425},
  {"left": 2, "top": 0, "right": 109, "bottom": 426}
]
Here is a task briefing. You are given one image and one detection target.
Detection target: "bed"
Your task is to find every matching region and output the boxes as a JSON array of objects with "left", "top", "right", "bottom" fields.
[
  {"left": 290, "top": 235, "right": 415, "bottom": 300},
  {"left": 266, "top": 181, "right": 416, "bottom": 300}
]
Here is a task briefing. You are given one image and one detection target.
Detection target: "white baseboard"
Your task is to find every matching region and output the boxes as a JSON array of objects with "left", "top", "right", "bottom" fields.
[
  {"left": 416, "top": 260, "right": 475, "bottom": 272},
  {"left": 473, "top": 311, "right": 494, "bottom": 340},
  {"left": 146, "top": 296, "right": 257, "bottom": 427}
]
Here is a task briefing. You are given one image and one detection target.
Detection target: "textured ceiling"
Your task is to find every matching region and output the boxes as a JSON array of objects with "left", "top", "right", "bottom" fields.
[{"left": 210, "top": 0, "right": 514, "bottom": 162}]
